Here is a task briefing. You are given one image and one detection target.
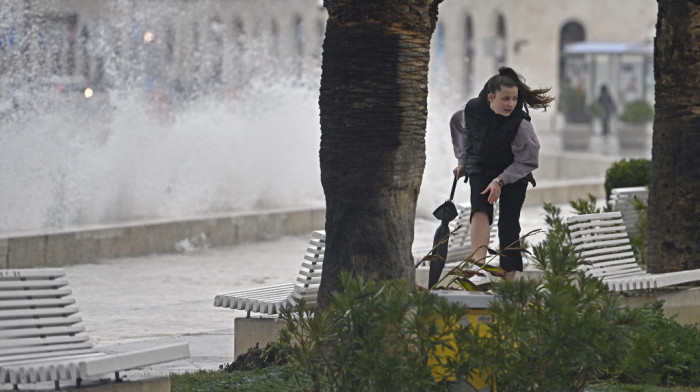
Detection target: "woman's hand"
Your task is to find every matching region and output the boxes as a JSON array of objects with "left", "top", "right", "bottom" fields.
[
  {"left": 481, "top": 180, "right": 502, "bottom": 204},
  {"left": 453, "top": 165, "right": 467, "bottom": 180}
]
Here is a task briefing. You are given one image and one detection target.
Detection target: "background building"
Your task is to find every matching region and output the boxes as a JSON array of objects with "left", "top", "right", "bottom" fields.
[
  {"left": 430, "top": 0, "right": 656, "bottom": 132},
  {"left": 0, "top": 0, "right": 656, "bottom": 233}
]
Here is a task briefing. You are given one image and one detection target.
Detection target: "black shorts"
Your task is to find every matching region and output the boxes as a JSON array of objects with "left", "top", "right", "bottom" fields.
[
  {"left": 469, "top": 173, "right": 496, "bottom": 224},
  {"left": 468, "top": 172, "right": 529, "bottom": 272}
]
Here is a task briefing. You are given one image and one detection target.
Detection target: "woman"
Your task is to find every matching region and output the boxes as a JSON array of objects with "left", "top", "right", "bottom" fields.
[{"left": 450, "top": 67, "right": 554, "bottom": 280}]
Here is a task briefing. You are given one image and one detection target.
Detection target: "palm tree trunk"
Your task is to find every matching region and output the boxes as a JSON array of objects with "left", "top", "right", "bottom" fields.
[
  {"left": 318, "top": 0, "right": 442, "bottom": 307},
  {"left": 647, "top": 0, "right": 700, "bottom": 273}
]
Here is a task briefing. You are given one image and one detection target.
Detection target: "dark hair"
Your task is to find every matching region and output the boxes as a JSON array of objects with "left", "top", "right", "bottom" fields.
[{"left": 486, "top": 67, "right": 554, "bottom": 111}]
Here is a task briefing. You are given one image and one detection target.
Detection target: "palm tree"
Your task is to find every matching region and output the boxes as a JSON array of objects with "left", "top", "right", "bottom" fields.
[
  {"left": 647, "top": 0, "right": 700, "bottom": 273},
  {"left": 318, "top": 0, "right": 443, "bottom": 307}
]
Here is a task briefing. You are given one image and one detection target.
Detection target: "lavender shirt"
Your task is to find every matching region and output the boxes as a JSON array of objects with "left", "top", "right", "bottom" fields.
[{"left": 450, "top": 106, "right": 540, "bottom": 185}]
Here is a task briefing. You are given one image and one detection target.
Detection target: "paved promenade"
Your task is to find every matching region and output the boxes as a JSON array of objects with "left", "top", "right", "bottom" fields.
[{"left": 59, "top": 204, "right": 568, "bottom": 378}]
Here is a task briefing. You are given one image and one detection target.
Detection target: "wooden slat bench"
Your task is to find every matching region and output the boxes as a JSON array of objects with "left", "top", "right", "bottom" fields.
[
  {"left": 0, "top": 268, "right": 190, "bottom": 390},
  {"left": 609, "top": 186, "right": 648, "bottom": 236},
  {"left": 566, "top": 211, "right": 700, "bottom": 292},
  {"left": 214, "top": 230, "right": 325, "bottom": 316}
]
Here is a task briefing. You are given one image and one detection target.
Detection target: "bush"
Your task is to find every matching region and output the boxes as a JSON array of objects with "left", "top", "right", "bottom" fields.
[
  {"left": 275, "top": 203, "right": 699, "bottom": 392},
  {"left": 570, "top": 193, "right": 612, "bottom": 215},
  {"left": 277, "top": 273, "right": 475, "bottom": 392},
  {"left": 546, "top": 198, "right": 700, "bottom": 388},
  {"left": 560, "top": 85, "right": 592, "bottom": 123},
  {"left": 462, "top": 203, "right": 641, "bottom": 392},
  {"left": 604, "top": 158, "right": 651, "bottom": 199},
  {"left": 171, "top": 366, "right": 311, "bottom": 392},
  {"left": 620, "top": 100, "right": 654, "bottom": 124},
  {"left": 620, "top": 301, "right": 700, "bottom": 387}
]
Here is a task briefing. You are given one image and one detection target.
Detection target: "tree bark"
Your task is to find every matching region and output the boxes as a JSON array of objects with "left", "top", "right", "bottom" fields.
[
  {"left": 648, "top": 0, "right": 700, "bottom": 273},
  {"left": 318, "top": 0, "right": 442, "bottom": 307}
]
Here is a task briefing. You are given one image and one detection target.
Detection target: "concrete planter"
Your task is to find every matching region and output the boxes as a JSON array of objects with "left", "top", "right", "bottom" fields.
[
  {"left": 617, "top": 122, "right": 650, "bottom": 150},
  {"left": 561, "top": 122, "right": 593, "bottom": 150}
]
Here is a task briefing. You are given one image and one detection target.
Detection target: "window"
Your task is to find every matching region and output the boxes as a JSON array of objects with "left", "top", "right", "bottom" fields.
[
  {"left": 559, "top": 21, "right": 585, "bottom": 88},
  {"left": 294, "top": 15, "right": 304, "bottom": 78},
  {"left": 494, "top": 14, "right": 506, "bottom": 69},
  {"left": 463, "top": 15, "right": 474, "bottom": 97},
  {"left": 211, "top": 17, "right": 223, "bottom": 83},
  {"left": 432, "top": 22, "right": 445, "bottom": 83}
]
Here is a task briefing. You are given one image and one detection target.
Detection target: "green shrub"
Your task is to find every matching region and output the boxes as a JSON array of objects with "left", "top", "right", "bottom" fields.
[
  {"left": 277, "top": 273, "right": 475, "bottom": 392},
  {"left": 545, "top": 198, "right": 700, "bottom": 388},
  {"left": 171, "top": 366, "right": 311, "bottom": 392},
  {"left": 560, "top": 84, "right": 592, "bottom": 123},
  {"left": 604, "top": 159, "right": 651, "bottom": 199},
  {"left": 620, "top": 301, "right": 700, "bottom": 387},
  {"left": 620, "top": 100, "right": 654, "bottom": 124},
  {"left": 463, "top": 203, "right": 642, "bottom": 392},
  {"left": 570, "top": 193, "right": 613, "bottom": 215}
]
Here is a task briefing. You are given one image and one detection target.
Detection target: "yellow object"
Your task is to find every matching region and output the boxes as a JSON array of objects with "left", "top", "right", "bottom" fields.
[{"left": 429, "top": 304, "right": 496, "bottom": 391}]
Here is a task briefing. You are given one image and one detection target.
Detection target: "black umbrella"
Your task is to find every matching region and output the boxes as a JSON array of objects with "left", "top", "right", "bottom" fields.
[{"left": 428, "top": 176, "right": 459, "bottom": 289}]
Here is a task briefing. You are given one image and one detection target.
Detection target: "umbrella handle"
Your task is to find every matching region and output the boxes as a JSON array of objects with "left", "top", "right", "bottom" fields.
[{"left": 449, "top": 176, "right": 458, "bottom": 201}]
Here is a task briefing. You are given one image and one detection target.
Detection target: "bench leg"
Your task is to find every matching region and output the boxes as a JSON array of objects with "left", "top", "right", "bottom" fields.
[{"left": 115, "top": 371, "right": 122, "bottom": 382}]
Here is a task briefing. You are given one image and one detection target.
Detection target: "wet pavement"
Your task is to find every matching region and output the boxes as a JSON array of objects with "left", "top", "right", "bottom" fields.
[{"left": 59, "top": 204, "right": 566, "bottom": 378}]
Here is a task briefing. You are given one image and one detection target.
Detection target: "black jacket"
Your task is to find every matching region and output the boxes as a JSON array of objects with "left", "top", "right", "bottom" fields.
[{"left": 463, "top": 83, "right": 535, "bottom": 186}]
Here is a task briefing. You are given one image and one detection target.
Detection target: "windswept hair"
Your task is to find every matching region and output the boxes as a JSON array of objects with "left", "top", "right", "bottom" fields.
[{"left": 486, "top": 66, "right": 555, "bottom": 111}]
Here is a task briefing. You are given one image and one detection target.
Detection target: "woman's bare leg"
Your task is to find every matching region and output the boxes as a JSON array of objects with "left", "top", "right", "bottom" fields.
[{"left": 470, "top": 212, "right": 491, "bottom": 263}]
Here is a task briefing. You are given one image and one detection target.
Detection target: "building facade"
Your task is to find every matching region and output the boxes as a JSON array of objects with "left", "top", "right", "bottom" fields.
[
  {"left": 1, "top": 0, "right": 656, "bottom": 132},
  {"left": 430, "top": 0, "right": 657, "bottom": 132}
]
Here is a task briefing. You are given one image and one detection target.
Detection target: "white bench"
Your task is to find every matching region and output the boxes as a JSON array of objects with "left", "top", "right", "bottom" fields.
[
  {"left": 0, "top": 268, "right": 190, "bottom": 390},
  {"left": 566, "top": 211, "right": 700, "bottom": 292},
  {"left": 413, "top": 202, "right": 499, "bottom": 266},
  {"left": 214, "top": 230, "right": 325, "bottom": 316},
  {"left": 609, "top": 186, "right": 648, "bottom": 236}
]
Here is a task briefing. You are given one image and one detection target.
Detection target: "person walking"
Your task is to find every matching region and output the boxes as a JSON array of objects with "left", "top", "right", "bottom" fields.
[
  {"left": 450, "top": 67, "right": 554, "bottom": 280},
  {"left": 597, "top": 84, "right": 617, "bottom": 137}
]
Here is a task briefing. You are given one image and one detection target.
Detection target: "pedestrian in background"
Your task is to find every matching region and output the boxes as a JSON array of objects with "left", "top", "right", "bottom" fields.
[{"left": 597, "top": 84, "right": 617, "bottom": 137}]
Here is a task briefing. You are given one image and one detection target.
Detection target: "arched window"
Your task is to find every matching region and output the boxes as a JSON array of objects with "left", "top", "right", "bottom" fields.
[
  {"left": 559, "top": 21, "right": 585, "bottom": 88},
  {"left": 164, "top": 25, "right": 175, "bottom": 65},
  {"left": 494, "top": 14, "right": 506, "bottom": 69},
  {"left": 432, "top": 22, "right": 445, "bottom": 84},
  {"left": 270, "top": 19, "right": 280, "bottom": 57},
  {"left": 436, "top": 21, "right": 445, "bottom": 58},
  {"left": 232, "top": 17, "right": 245, "bottom": 48},
  {"left": 294, "top": 15, "right": 304, "bottom": 78},
  {"left": 231, "top": 17, "right": 245, "bottom": 87},
  {"left": 316, "top": 18, "right": 325, "bottom": 45},
  {"left": 294, "top": 16, "right": 304, "bottom": 57},
  {"left": 191, "top": 22, "right": 201, "bottom": 75},
  {"left": 312, "top": 18, "right": 325, "bottom": 72},
  {"left": 80, "top": 25, "right": 89, "bottom": 80},
  {"left": 211, "top": 17, "right": 223, "bottom": 83},
  {"left": 463, "top": 15, "right": 474, "bottom": 97}
]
